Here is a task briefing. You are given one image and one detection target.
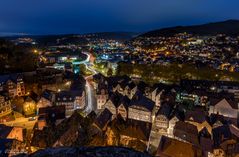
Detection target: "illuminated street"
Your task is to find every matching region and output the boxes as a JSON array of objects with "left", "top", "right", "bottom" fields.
[{"left": 82, "top": 52, "right": 97, "bottom": 114}]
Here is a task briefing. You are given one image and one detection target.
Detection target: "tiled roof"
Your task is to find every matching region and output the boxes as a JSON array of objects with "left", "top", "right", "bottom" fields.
[
  {"left": 94, "top": 108, "right": 113, "bottom": 130},
  {"left": 130, "top": 91, "right": 155, "bottom": 112}
]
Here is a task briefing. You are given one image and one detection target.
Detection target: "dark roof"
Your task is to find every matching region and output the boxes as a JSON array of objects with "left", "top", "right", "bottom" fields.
[
  {"left": 130, "top": 91, "right": 155, "bottom": 112},
  {"left": 185, "top": 110, "right": 208, "bottom": 123},
  {"left": 174, "top": 121, "right": 198, "bottom": 135},
  {"left": 156, "top": 103, "right": 173, "bottom": 118},
  {"left": 56, "top": 91, "right": 75, "bottom": 102},
  {"left": 127, "top": 81, "right": 137, "bottom": 89},
  {"left": 70, "top": 77, "right": 85, "bottom": 91},
  {"left": 152, "top": 83, "right": 175, "bottom": 95},
  {"left": 0, "top": 73, "right": 23, "bottom": 84},
  {"left": 108, "top": 92, "right": 122, "bottom": 108},
  {"left": 96, "top": 84, "right": 108, "bottom": 95},
  {"left": 210, "top": 98, "right": 238, "bottom": 109},
  {"left": 174, "top": 121, "right": 199, "bottom": 145},
  {"left": 199, "top": 127, "right": 211, "bottom": 138},
  {"left": 169, "top": 107, "right": 185, "bottom": 121},
  {"left": 120, "top": 119, "right": 152, "bottom": 141},
  {"left": 156, "top": 136, "right": 202, "bottom": 157},
  {"left": 41, "top": 89, "right": 55, "bottom": 101},
  {"left": 199, "top": 137, "right": 213, "bottom": 152},
  {"left": 93, "top": 73, "right": 105, "bottom": 81},
  {"left": 94, "top": 108, "right": 113, "bottom": 130},
  {"left": 28, "top": 92, "right": 39, "bottom": 102},
  {"left": 213, "top": 124, "right": 239, "bottom": 147},
  {"left": 209, "top": 113, "right": 236, "bottom": 126},
  {"left": 0, "top": 124, "right": 13, "bottom": 139},
  {"left": 38, "top": 105, "right": 66, "bottom": 120},
  {"left": 119, "top": 96, "right": 130, "bottom": 109}
]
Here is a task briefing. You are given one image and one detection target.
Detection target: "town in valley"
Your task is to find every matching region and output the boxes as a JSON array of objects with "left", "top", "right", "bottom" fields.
[{"left": 1, "top": 1, "right": 239, "bottom": 157}]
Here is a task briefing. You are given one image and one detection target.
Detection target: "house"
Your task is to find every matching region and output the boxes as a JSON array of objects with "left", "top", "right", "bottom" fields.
[
  {"left": 56, "top": 91, "right": 75, "bottom": 116},
  {"left": 156, "top": 136, "right": 202, "bottom": 157},
  {"left": 0, "top": 74, "right": 25, "bottom": 98},
  {"left": 209, "top": 98, "right": 238, "bottom": 119},
  {"left": 124, "top": 82, "right": 137, "bottom": 99},
  {"left": 213, "top": 124, "right": 239, "bottom": 157},
  {"left": 173, "top": 121, "right": 199, "bottom": 146},
  {"left": 38, "top": 106, "right": 66, "bottom": 130},
  {"left": 0, "top": 124, "right": 24, "bottom": 142},
  {"left": 96, "top": 86, "right": 109, "bottom": 110},
  {"left": 199, "top": 127, "right": 214, "bottom": 157},
  {"left": 55, "top": 90, "right": 85, "bottom": 116},
  {"left": 119, "top": 119, "right": 152, "bottom": 151},
  {"left": 213, "top": 124, "right": 239, "bottom": 147},
  {"left": 37, "top": 68, "right": 64, "bottom": 91},
  {"left": 154, "top": 89, "right": 164, "bottom": 107},
  {"left": 93, "top": 108, "right": 113, "bottom": 132},
  {"left": 23, "top": 94, "right": 38, "bottom": 116},
  {"left": 37, "top": 90, "right": 55, "bottom": 109},
  {"left": 212, "top": 148, "right": 225, "bottom": 157},
  {"left": 209, "top": 113, "right": 239, "bottom": 128},
  {"left": 150, "top": 84, "right": 169, "bottom": 107},
  {"left": 104, "top": 92, "right": 121, "bottom": 117},
  {"left": 154, "top": 103, "right": 172, "bottom": 136},
  {"left": 128, "top": 92, "right": 155, "bottom": 123},
  {"left": 167, "top": 110, "right": 184, "bottom": 137},
  {"left": 117, "top": 96, "right": 130, "bottom": 120},
  {"left": 71, "top": 90, "right": 85, "bottom": 110},
  {"left": 0, "top": 94, "right": 12, "bottom": 118},
  {"left": 113, "top": 83, "right": 124, "bottom": 95},
  {"left": 112, "top": 79, "right": 137, "bottom": 99},
  {"left": 185, "top": 110, "right": 212, "bottom": 135}
]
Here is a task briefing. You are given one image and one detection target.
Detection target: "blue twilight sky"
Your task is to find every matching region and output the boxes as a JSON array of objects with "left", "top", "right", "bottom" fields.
[{"left": 0, "top": 0, "right": 239, "bottom": 35}]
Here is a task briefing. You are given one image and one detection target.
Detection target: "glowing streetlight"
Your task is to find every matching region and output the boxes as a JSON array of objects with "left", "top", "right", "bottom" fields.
[{"left": 33, "top": 49, "right": 38, "bottom": 54}]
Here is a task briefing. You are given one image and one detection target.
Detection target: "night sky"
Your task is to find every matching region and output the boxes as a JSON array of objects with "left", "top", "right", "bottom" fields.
[{"left": 0, "top": 0, "right": 239, "bottom": 35}]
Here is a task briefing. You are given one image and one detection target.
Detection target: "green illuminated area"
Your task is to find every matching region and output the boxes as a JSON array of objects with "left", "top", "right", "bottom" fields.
[
  {"left": 93, "top": 62, "right": 116, "bottom": 76},
  {"left": 79, "top": 64, "right": 94, "bottom": 76},
  {"left": 116, "top": 63, "right": 239, "bottom": 84}
]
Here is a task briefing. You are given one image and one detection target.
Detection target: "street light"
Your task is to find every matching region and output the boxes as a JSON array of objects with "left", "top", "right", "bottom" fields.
[{"left": 33, "top": 49, "right": 38, "bottom": 54}]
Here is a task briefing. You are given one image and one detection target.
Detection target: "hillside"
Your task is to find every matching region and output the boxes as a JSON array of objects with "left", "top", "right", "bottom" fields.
[
  {"left": 141, "top": 20, "right": 239, "bottom": 37},
  {"left": 4, "top": 32, "right": 138, "bottom": 46},
  {"left": 0, "top": 39, "right": 38, "bottom": 73}
]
